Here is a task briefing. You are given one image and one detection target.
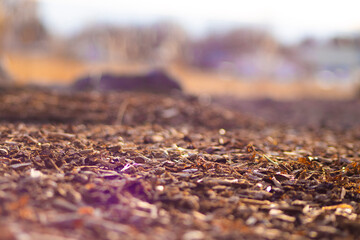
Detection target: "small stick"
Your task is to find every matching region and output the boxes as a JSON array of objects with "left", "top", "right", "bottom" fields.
[
  {"left": 262, "top": 154, "right": 279, "bottom": 166},
  {"left": 48, "top": 158, "right": 63, "bottom": 172},
  {"left": 116, "top": 100, "right": 129, "bottom": 125}
]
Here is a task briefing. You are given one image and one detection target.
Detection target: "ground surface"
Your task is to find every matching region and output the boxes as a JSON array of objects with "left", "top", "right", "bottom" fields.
[
  {"left": 5, "top": 52, "right": 356, "bottom": 99},
  {"left": 1, "top": 89, "right": 360, "bottom": 240}
]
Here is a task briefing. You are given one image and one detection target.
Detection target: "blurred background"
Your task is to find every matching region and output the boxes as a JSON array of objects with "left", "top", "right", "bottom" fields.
[{"left": 1, "top": 0, "right": 360, "bottom": 99}]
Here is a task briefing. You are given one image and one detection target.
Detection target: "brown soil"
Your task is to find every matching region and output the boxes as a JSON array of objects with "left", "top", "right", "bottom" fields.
[{"left": 1, "top": 89, "right": 360, "bottom": 240}]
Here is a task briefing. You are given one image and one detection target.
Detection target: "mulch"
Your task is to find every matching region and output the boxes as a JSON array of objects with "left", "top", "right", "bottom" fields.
[{"left": 0, "top": 89, "right": 360, "bottom": 240}]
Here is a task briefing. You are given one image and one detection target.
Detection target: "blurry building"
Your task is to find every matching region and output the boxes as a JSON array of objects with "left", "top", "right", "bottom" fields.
[
  {"left": 298, "top": 37, "right": 360, "bottom": 84},
  {"left": 185, "top": 28, "right": 308, "bottom": 81}
]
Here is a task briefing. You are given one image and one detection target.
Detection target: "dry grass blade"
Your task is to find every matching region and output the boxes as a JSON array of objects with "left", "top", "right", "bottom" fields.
[
  {"left": 116, "top": 100, "right": 129, "bottom": 125},
  {"left": 262, "top": 154, "right": 279, "bottom": 166}
]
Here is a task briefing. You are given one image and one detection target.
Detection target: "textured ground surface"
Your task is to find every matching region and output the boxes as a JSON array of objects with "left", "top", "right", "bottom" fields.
[{"left": 1, "top": 89, "right": 360, "bottom": 240}]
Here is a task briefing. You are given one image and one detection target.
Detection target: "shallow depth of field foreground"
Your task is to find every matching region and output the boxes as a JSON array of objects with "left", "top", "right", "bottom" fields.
[
  {"left": 2, "top": 1, "right": 360, "bottom": 239},
  {"left": 0, "top": 88, "right": 360, "bottom": 240}
]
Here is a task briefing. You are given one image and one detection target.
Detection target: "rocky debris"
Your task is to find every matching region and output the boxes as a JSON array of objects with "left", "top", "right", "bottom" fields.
[{"left": 72, "top": 69, "right": 182, "bottom": 94}]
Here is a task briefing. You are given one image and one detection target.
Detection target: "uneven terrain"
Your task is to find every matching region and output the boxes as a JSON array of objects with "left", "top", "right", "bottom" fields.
[
  {"left": 0, "top": 89, "right": 360, "bottom": 240},
  {"left": 5, "top": 52, "right": 356, "bottom": 99}
]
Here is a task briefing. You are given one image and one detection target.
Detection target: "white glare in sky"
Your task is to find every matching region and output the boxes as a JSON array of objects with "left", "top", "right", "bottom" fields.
[{"left": 38, "top": 0, "right": 360, "bottom": 43}]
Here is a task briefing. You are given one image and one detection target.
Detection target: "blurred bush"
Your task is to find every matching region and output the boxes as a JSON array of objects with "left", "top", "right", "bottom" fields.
[
  {"left": 0, "top": 0, "right": 359, "bottom": 91},
  {"left": 0, "top": 0, "right": 48, "bottom": 51}
]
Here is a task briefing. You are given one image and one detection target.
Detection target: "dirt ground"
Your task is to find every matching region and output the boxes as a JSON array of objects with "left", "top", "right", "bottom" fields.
[
  {"left": 4, "top": 52, "right": 357, "bottom": 99},
  {"left": 0, "top": 88, "right": 360, "bottom": 240}
]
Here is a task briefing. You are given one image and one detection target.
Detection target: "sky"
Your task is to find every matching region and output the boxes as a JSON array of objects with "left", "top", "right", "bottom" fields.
[{"left": 37, "top": 0, "right": 360, "bottom": 44}]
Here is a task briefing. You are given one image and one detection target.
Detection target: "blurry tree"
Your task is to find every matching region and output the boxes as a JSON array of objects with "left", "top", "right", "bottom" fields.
[
  {"left": 0, "top": 0, "right": 47, "bottom": 50},
  {"left": 0, "top": 0, "right": 12, "bottom": 84},
  {"left": 67, "top": 21, "right": 187, "bottom": 65},
  {"left": 0, "top": 0, "right": 48, "bottom": 85},
  {"left": 0, "top": 0, "right": 10, "bottom": 53},
  {"left": 299, "top": 37, "right": 318, "bottom": 48},
  {"left": 185, "top": 28, "right": 277, "bottom": 70}
]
